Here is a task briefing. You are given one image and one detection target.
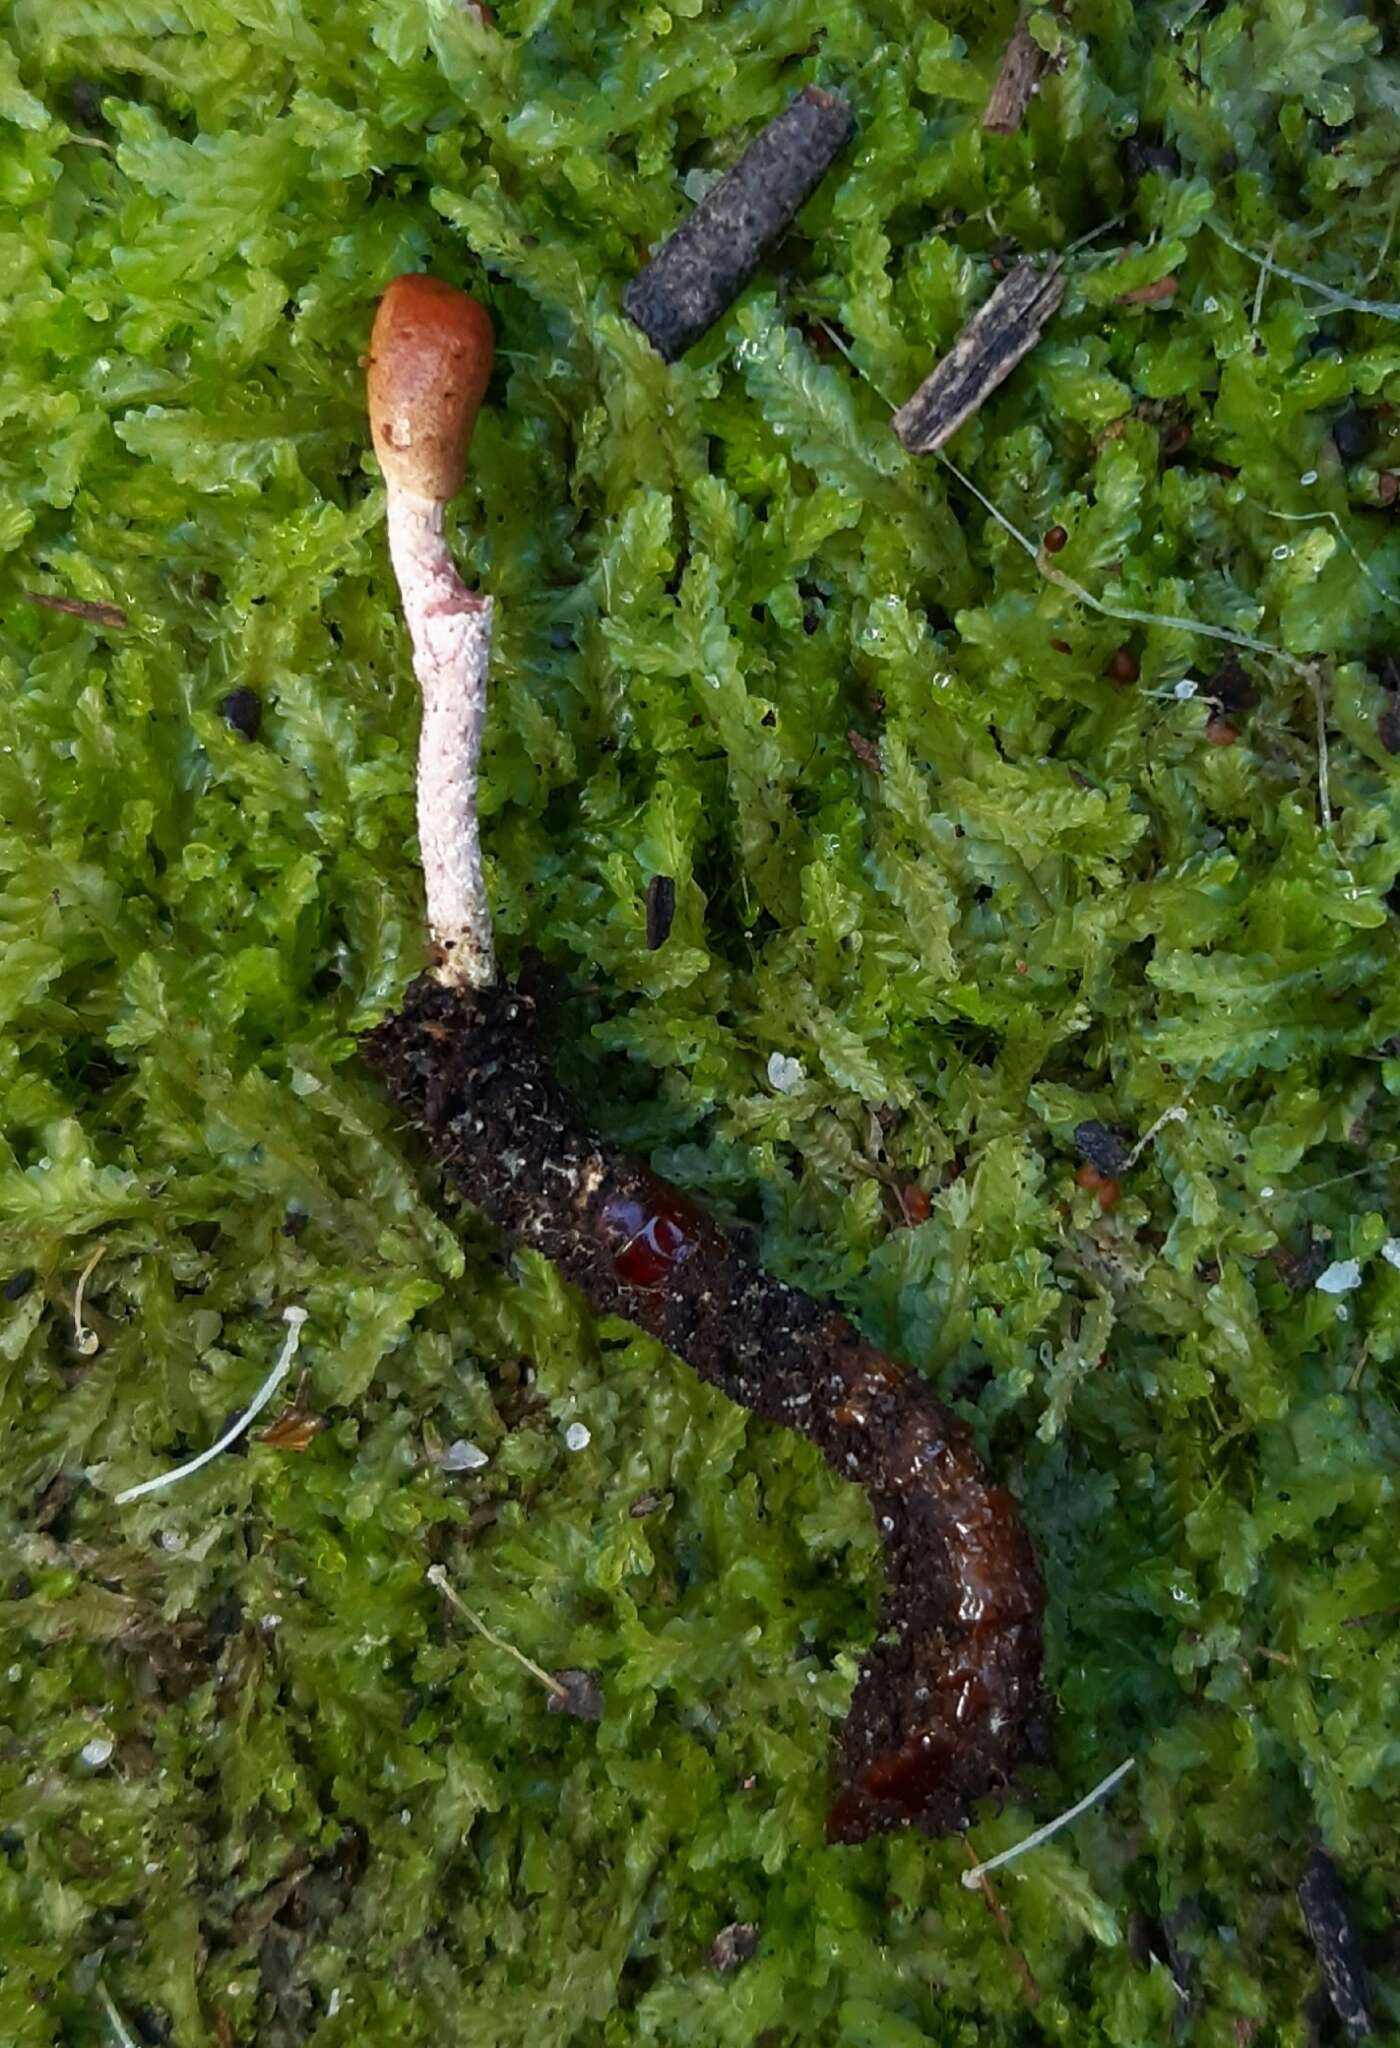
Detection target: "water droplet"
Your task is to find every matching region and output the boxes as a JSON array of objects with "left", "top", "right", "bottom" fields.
[
  {"left": 440, "top": 1439, "right": 488, "bottom": 1473},
  {"left": 1299, "top": 470, "right": 1318, "bottom": 487},
  {"left": 1203, "top": 296, "right": 1219, "bottom": 314},
  {"left": 564, "top": 1421, "right": 591, "bottom": 1452},
  {"left": 1272, "top": 544, "right": 1291, "bottom": 560}
]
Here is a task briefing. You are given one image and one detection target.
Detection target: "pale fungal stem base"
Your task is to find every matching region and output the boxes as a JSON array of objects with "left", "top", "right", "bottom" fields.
[
  {"left": 961, "top": 1756, "right": 1136, "bottom": 1888},
  {"left": 386, "top": 488, "right": 496, "bottom": 990},
  {"left": 114, "top": 1307, "right": 308, "bottom": 1505}
]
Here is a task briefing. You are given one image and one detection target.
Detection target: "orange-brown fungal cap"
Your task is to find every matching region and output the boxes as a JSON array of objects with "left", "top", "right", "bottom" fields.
[{"left": 367, "top": 275, "right": 494, "bottom": 502}]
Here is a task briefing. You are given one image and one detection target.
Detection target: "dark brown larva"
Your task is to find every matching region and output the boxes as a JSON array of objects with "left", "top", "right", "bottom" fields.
[{"left": 365, "top": 977, "right": 1049, "bottom": 1842}]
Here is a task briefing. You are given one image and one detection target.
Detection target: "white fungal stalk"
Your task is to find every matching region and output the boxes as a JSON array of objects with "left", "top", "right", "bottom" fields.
[
  {"left": 386, "top": 488, "right": 495, "bottom": 989},
  {"left": 367, "top": 273, "right": 499, "bottom": 987}
]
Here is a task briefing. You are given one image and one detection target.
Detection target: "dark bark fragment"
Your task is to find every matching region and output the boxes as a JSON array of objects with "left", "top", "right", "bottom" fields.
[
  {"left": 547, "top": 1668, "right": 605, "bottom": 1722},
  {"left": 645, "top": 874, "right": 676, "bottom": 950},
  {"left": 624, "top": 88, "right": 854, "bottom": 362},
  {"left": 1074, "top": 1121, "right": 1134, "bottom": 1177},
  {"left": 1297, "top": 1850, "right": 1376, "bottom": 2045},
  {"left": 220, "top": 687, "right": 263, "bottom": 741},
  {"left": 891, "top": 263, "right": 1065, "bottom": 455},
  {"left": 983, "top": 16, "right": 1047, "bottom": 135},
  {"left": 363, "top": 977, "right": 1048, "bottom": 1844}
]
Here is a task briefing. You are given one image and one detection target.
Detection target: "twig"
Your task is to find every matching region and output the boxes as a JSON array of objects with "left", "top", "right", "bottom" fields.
[
  {"left": 114, "top": 1307, "right": 308, "bottom": 1505},
  {"left": 21, "top": 590, "right": 127, "bottom": 629},
  {"left": 961, "top": 1757, "right": 1136, "bottom": 1888},
  {"left": 72, "top": 1242, "right": 108, "bottom": 1357},
  {"left": 983, "top": 16, "right": 1047, "bottom": 136},
  {"left": 1124, "top": 1101, "right": 1190, "bottom": 1171},
  {"left": 1292, "top": 1155, "right": 1398, "bottom": 1197},
  {"left": 97, "top": 1980, "right": 140, "bottom": 2048},
  {"left": 1253, "top": 503, "right": 1400, "bottom": 614},
  {"left": 426, "top": 1562, "right": 569, "bottom": 1703},
  {"left": 892, "top": 263, "right": 1065, "bottom": 454},
  {"left": 1312, "top": 665, "right": 1333, "bottom": 835},
  {"left": 1251, "top": 233, "right": 1277, "bottom": 334},
  {"left": 935, "top": 445, "right": 1315, "bottom": 675},
  {"left": 1340, "top": 1603, "right": 1400, "bottom": 1630},
  {"left": 960, "top": 1839, "right": 1042, "bottom": 2002},
  {"left": 816, "top": 315, "right": 1323, "bottom": 687},
  {"left": 1208, "top": 220, "right": 1400, "bottom": 322},
  {"left": 1364, "top": 192, "right": 1399, "bottom": 285}
]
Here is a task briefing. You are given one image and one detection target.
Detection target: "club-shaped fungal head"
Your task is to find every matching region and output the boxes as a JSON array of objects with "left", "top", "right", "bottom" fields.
[{"left": 368, "top": 274, "right": 495, "bottom": 503}]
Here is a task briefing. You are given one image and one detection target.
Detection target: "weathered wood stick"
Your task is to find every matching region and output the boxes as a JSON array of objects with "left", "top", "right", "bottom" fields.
[
  {"left": 983, "top": 15, "right": 1049, "bottom": 135},
  {"left": 891, "top": 262, "right": 1065, "bottom": 455}
]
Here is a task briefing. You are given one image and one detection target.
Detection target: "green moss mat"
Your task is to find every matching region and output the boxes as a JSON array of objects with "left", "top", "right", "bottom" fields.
[{"left": 3, "top": 2, "right": 1400, "bottom": 2041}]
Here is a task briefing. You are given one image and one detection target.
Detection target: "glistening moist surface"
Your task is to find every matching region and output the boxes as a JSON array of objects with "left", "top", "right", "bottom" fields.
[{"left": 4, "top": 5, "right": 1400, "bottom": 2047}]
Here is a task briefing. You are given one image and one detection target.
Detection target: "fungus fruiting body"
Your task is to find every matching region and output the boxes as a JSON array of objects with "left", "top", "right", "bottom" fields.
[
  {"left": 364, "top": 274, "right": 1048, "bottom": 1843},
  {"left": 368, "top": 274, "right": 498, "bottom": 989}
]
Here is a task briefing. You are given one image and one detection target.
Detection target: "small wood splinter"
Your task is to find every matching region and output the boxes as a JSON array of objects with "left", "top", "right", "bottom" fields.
[
  {"left": 625, "top": 87, "right": 854, "bottom": 362},
  {"left": 892, "top": 262, "right": 1065, "bottom": 455},
  {"left": 983, "top": 15, "right": 1048, "bottom": 136},
  {"left": 368, "top": 274, "right": 497, "bottom": 988}
]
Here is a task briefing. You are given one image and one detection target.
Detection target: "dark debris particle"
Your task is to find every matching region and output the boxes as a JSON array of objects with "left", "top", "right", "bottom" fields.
[
  {"left": 1298, "top": 1850, "right": 1375, "bottom": 2045},
  {"left": 3, "top": 1268, "right": 36, "bottom": 1302},
  {"left": 219, "top": 687, "right": 263, "bottom": 741},
  {"left": 1379, "top": 700, "right": 1400, "bottom": 757},
  {"left": 1333, "top": 409, "right": 1379, "bottom": 463},
  {"left": 546, "top": 1668, "right": 605, "bottom": 1723},
  {"left": 624, "top": 88, "right": 854, "bottom": 361},
  {"left": 1208, "top": 655, "right": 1261, "bottom": 714},
  {"left": 1074, "top": 1120, "right": 1134, "bottom": 1177},
  {"left": 1272, "top": 1235, "right": 1332, "bottom": 1292},
  {"left": 645, "top": 874, "right": 676, "bottom": 951},
  {"left": 31, "top": 1471, "right": 85, "bottom": 1538},
  {"left": 205, "top": 1588, "right": 245, "bottom": 1650},
  {"left": 1122, "top": 134, "right": 1182, "bottom": 193},
  {"left": 706, "top": 1922, "right": 760, "bottom": 1974},
  {"left": 847, "top": 728, "right": 883, "bottom": 773}
]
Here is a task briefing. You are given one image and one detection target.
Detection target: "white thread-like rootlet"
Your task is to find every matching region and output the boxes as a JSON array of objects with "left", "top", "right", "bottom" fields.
[
  {"left": 114, "top": 1307, "right": 308, "bottom": 1505},
  {"left": 961, "top": 1757, "right": 1136, "bottom": 1888},
  {"left": 386, "top": 488, "right": 496, "bottom": 990}
]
